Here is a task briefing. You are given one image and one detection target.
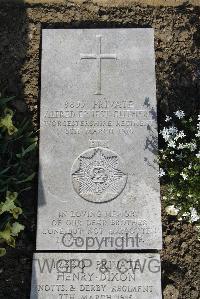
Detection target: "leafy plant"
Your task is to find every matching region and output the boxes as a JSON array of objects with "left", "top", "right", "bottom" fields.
[
  {"left": 0, "top": 95, "right": 37, "bottom": 256},
  {"left": 159, "top": 110, "right": 200, "bottom": 223}
]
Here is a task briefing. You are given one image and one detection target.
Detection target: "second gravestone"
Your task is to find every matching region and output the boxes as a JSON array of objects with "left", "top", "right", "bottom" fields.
[
  {"left": 37, "top": 28, "right": 162, "bottom": 250},
  {"left": 31, "top": 253, "right": 162, "bottom": 298}
]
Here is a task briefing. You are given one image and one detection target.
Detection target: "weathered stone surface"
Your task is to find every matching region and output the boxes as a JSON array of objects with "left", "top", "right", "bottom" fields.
[
  {"left": 37, "top": 28, "right": 162, "bottom": 250},
  {"left": 31, "top": 252, "right": 162, "bottom": 299}
]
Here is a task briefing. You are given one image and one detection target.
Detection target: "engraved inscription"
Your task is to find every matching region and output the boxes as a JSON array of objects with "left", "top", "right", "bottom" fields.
[
  {"left": 71, "top": 148, "right": 127, "bottom": 203},
  {"left": 36, "top": 29, "right": 162, "bottom": 251},
  {"left": 42, "top": 98, "right": 155, "bottom": 135},
  {"left": 80, "top": 35, "right": 117, "bottom": 95},
  {"left": 31, "top": 253, "right": 162, "bottom": 299}
]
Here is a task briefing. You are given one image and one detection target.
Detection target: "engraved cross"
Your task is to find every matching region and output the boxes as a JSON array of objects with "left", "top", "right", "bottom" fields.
[{"left": 80, "top": 35, "right": 117, "bottom": 95}]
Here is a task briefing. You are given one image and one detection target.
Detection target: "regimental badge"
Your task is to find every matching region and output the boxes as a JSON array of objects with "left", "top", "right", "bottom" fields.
[{"left": 71, "top": 148, "right": 127, "bottom": 203}]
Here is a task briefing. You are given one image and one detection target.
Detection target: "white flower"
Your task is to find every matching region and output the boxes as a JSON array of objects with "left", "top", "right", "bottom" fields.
[
  {"left": 196, "top": 151, "right": 200, "bottom": 158},
  {"left": 198, "top": 115, "right": 200, "bottom": 121},
  {"left": 188, "top": 142, "right": 197, "bottom": 151},
  {"left": 174, "top": 110, "right": 185, "bottom": 119},
  {"left": 180, "top": 172, "right": 188, "bottom": 180},
  {"left": 188, "top": 163, "right": 192, "bottom": 169},
  {"left": 168, "top": 140, "right": 176, "bottom": 148},
  {"left": 179, "top": 131, "right": 186, "bottom": 138},
  {"left": 179, "top": 142, "right": 197, "bottom": 151},
  {"left": 190, "top": 208, "right": 200, "bottom": 223},
  {"left": 165, "top": 115, "right": 172, "bottom": 122},
  {"left": 168, "top": 126, "right": 178, "bottom": 135},
  {"left": 161, "top": 127, "right": 170, "bottom": 141},
  {"left": 195, "top": 131, "right": 200, "bottom": 137},
  {"left": 197, "top": 123, "right": 200, "bottom": 130},
  {"left": 174, "top": 131, "right": 186, "bottom": 140},
  {"left": 165, "top": 205, "right": 180, "bottom": 216},
  {"left": 177, "top": 143, "right": 185, "bottom": 150},
  {"left": 179, "top": 211, "right": 190, "bottom": 221},
  {"left": 159, "top": 168, "right": 165, "bottom": 177},
  {"left": 182, "top": 212, "right": 190, "bottom": 217}
]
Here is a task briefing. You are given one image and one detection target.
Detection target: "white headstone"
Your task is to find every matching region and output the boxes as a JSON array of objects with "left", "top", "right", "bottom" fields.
[{"left": 37, "top": 29, "right": 162, "bottom": 250}]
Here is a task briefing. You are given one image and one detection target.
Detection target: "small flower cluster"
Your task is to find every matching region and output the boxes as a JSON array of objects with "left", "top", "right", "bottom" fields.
[
  {"left": 165, "top": 205, "right": 200, "bottom": 223},
  {"left": 159, "top": 111, "right": 200, "bottom": 223}
]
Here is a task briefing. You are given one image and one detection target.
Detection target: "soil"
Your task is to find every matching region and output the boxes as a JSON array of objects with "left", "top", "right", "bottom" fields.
[
  {"left": 3, "top": 0, "right": 200, "bottom": 7},
  {"left": 0, "top": 1, "right": 199, "bottom": 299}
]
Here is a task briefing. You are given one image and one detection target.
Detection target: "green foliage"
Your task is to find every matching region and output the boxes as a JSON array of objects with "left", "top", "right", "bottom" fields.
[
  {"left": 159, "top": 111, "right": 200, "bottom": 222},
  {"left": 0, "top": 95, "right": 37, "bottom": 255}
]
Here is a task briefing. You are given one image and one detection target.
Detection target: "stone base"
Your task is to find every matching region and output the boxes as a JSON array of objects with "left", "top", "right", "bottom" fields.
[{"left": 30, "top": 252, "right": 162, "bottom": 299}]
